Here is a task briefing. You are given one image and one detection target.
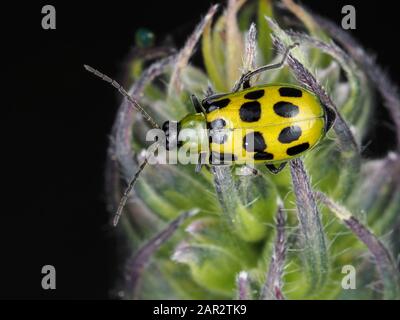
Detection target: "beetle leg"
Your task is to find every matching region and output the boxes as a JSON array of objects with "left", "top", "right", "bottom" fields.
[
  {"left": 201, "top": 92, "right": 230, "bottom": 107},
  {"left": 242, "top": 79, "right": 251, "bottom": 89},
  {"left": 191, "top": 94, "right": 206, "bottom": 113},
  {"left": 195, "top": 163, "right": 203, "bottom": 173},
  {"left": 265, "top": 162, "right": 287, "bottom": 174},
  {"left": 195, "top": 152, "right": 208, "bottom": 173},
  {"left": 236, "top": 165, "right": 260, "bottom": 176},
  {"left": 232, "top": 73, "right": 251, "bottom": 92},
  {"left": 232, "top": 43, "right": 299, "bottom": 92}
]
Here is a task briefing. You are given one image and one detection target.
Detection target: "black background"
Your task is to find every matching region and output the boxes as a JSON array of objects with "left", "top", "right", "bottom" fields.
[{"left": 1, "top": 1, "right": 398, "bottom": 299}]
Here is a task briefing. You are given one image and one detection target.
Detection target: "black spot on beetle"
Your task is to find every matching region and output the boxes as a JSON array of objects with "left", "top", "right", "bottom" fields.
[
  {"left": 278, "top": 126, "right": 302, "bottom": 144},
  {"left": 243, "top": 132, "right": 266, "bottom": 152},
  {"left": 244, "top": 89, "right": 265, "bottom": 100},
  {"left": 273, "top": 101, "right": 300, "bottom": 118},
  {"left": 279, "top": 87, "right": 303, "bottom": 97},
  {"left": 210, "top": 152, "right": 237, "bottom": 164},
  {"left": 254, "top": 151, "right": 274, "bottom": 160},
  {"left": 203, "top": 98, "right": 231, "bottom": 113},
  {"left": 286, "top": 142, "right": 310, "bottom": 156},
  {"left": 208, "top": 118, "right": 226, "bottom": 129},
  {"left": 239, "top": 101, "right": 261, "bottom": 122}
]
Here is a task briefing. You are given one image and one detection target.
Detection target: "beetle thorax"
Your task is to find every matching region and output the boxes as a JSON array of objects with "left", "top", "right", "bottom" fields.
[{"left": 162, "top": 113, "right": 208, "bottom": 153}]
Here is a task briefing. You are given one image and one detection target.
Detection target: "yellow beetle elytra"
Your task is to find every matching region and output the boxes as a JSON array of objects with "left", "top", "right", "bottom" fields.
[
  {"left": 161, "top": 44, "right": 336, "bottom": 174},
  {"left": 85, "top": 43, "right": 336, "bottom": 225},
  {"left": 165, "top": 83, "right": 335, "bottom": 173}
]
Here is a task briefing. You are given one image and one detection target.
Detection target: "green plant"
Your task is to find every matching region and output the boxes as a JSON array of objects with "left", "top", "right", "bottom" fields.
[{"left": 105, "top": 0, "right": 400, "bottom": 299}]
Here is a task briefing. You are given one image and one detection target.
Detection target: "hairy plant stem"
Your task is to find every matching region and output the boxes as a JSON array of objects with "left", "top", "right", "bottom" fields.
[
  {"left": 236, "top": 271, "right": 252, "bottom": 300},
  {"left": 261, "top": 205, "right": 286, "bottom": 300},
  {"left": 289, "top": 159, "right": 328, "bottom": 292},
  {"left": 126, "top": 209, "right": 199, "bottom": 299},
  {"left": 315, "top": 192, "right": 400, "bottom": 299},
  {"left": 313, "top": 13, "right": 400, "bottom": 152}
]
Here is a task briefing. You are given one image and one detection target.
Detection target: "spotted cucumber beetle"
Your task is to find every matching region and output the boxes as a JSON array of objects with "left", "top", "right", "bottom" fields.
[{"left": 85, "top": 43, "right": 336, "bottom": 225}]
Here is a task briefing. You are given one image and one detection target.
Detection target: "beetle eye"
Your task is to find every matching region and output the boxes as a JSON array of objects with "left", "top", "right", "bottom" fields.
[
  {"left": 162, "top": 121, "right": 179, "bottom": 150},
  {"left": 162, "top": 121, "right": 170, "bottom": 150},
  {"left": 162, "top": 121, "right": 170, "bottom": 132}
]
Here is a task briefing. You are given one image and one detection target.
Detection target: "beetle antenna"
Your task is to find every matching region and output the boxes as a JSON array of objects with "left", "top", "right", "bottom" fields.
[
  {"left": 113, "top": 158, "right": 148, "bottom": 226},
  {"left": 84, "top": 64, "right": 160, "bottom": 129}
]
